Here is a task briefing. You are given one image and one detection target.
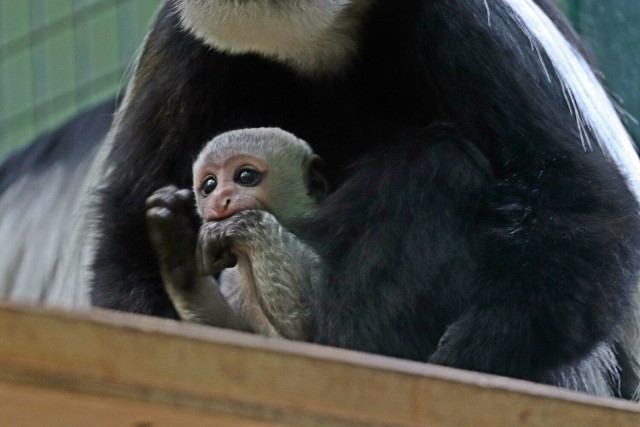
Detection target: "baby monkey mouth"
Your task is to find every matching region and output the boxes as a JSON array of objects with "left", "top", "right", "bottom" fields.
[{"left": 206, "top": 211, "right": 238, "bottom": 222}]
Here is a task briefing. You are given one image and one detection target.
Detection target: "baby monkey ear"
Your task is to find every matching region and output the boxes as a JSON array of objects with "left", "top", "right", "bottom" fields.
[{"left": 303, "top": 154, "right": 329, "bottom": 203}]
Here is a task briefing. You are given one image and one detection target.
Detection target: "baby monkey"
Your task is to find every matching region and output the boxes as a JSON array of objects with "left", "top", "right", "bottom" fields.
[{"left": 146, "top": 128, "right": 327, "bottom": 339}]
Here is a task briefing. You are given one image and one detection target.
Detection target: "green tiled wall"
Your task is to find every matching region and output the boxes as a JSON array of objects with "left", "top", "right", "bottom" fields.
[
  {"left": 0, "top": 1, "right": 638, "bottom": 158},
  {"left": 0, "top": 0, "right": 160, "bottom": 158}
]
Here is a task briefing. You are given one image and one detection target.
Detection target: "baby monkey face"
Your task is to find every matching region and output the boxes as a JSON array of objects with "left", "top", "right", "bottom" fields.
[{"left": 195, "top": 154, "right": 270, "bottom": 221}]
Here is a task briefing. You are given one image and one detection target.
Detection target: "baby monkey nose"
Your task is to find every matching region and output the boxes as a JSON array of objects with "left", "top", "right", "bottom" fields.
[
  {"left": 208, "top": 199, "right": 236, "bottom": 221},
  {"left": 207, "top": 186, "right": 239, "bottom": 220},
  {"left": 215, "top": 197, "right": 231, "bottom": 212}
]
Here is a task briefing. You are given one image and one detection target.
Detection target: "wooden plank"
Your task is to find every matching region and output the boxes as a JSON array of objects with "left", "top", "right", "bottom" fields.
[
  {"left": 0, "top": 303, "right": 639, "bottom": 426},
  {"left": 0, "top": 381, "right": 276, "bottom": 427}
]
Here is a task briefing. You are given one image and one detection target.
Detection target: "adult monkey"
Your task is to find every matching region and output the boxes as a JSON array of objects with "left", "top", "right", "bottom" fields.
[{"left": 0, "top": 0, "right": 639, "bottom": 399}]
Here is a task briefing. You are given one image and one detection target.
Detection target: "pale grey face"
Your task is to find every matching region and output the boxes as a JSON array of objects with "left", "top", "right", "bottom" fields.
[
  {"left": 175, "top": 0, "right": 373, "bottom": 76},
  {"left": 193, "top": 128, "right": 320, "bottom": 225}
]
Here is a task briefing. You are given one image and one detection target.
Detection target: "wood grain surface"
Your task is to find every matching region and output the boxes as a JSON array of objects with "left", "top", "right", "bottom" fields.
[{"left": 0, "top": 303, "right": 639, "bottom": 426}]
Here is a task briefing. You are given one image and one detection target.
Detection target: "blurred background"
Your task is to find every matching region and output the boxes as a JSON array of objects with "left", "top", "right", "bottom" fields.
[
  {"left": 0, "top": 0, "right": 159, "bottom": 158},
  {"left": 0, "top": 0, "right": 638, "bottom": 159}
]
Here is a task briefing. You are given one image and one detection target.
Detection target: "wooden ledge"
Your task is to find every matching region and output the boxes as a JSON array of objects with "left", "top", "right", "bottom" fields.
[{"left": 0, "top": 303, "right": 638, "bottom": 426}]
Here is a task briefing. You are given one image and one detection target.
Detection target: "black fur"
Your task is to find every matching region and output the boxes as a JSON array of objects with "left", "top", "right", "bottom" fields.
[{"left": 88, "top": 0, "right": 640, "bottom": 396}]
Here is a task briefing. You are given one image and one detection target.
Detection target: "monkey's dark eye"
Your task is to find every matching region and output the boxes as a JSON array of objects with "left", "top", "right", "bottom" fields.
[
  {"left": 235, "top": 168, "right": 262, "bottom": 187},
  {"left": 200, "top": 176, "right": 217, "bottom": 196}
]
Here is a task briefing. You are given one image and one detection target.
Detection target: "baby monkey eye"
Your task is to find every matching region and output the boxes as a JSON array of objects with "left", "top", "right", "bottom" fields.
[
  {"left": 200, "top": 176, "right": 217, "bottom": 196},
  {"left": 235, "top": 168, "right": 262, "bottom": 187}
]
